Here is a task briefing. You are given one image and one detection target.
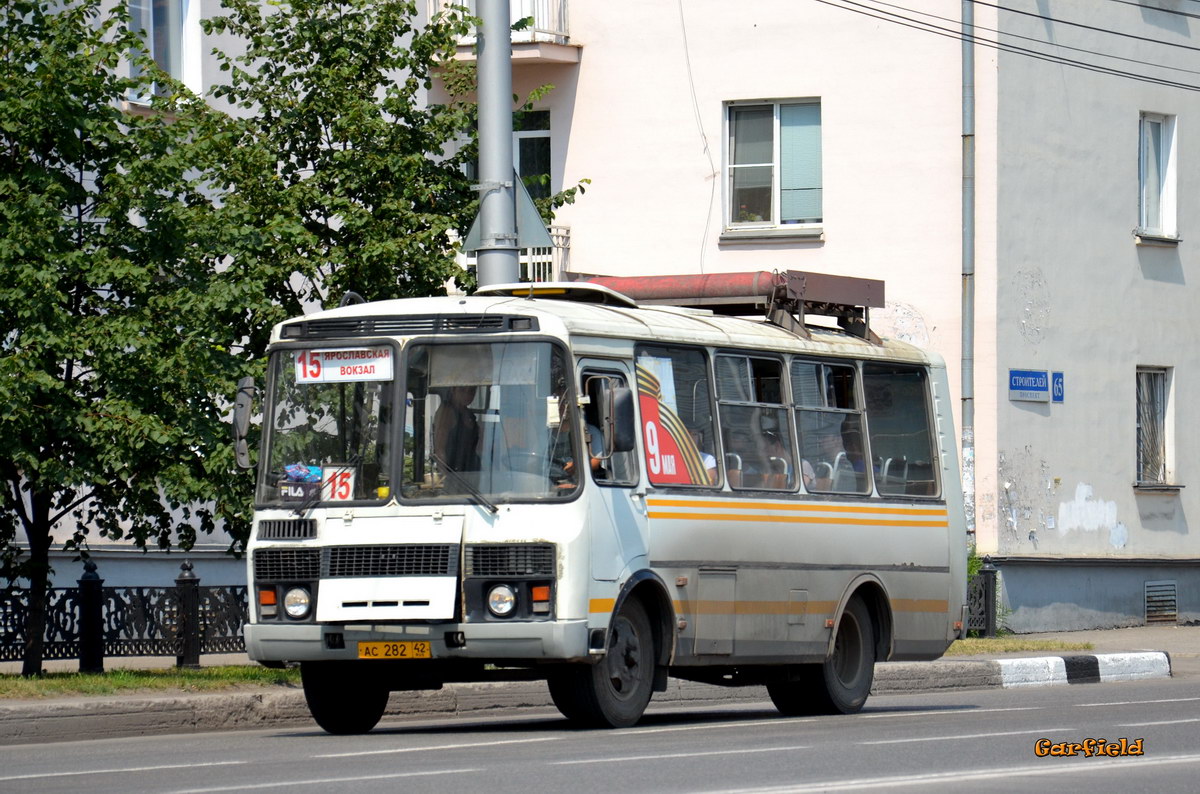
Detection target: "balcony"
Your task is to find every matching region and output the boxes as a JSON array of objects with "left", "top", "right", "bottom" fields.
[
  {"left": 430, "top": 0, "right": 580, "bottom": 65},
  {"left": 454, "top": 225, "right": 572, "bottom": 288}
]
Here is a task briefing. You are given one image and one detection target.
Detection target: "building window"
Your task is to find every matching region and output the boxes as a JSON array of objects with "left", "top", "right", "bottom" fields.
[
  {"left": 1138, "top": 112, "right": 1177, "bottom": 238},
  {"left": 515, "top": 110, "right": 551, "bottom": 200},
  {"left": 1136, "top": 367, "right": 1171, "bottom": 485},
  {"left": 129, "top": 0, "right": 201, "bottom": 100},
  {"left": 725, "top": 100, "right": 822, "bottom": 229}
]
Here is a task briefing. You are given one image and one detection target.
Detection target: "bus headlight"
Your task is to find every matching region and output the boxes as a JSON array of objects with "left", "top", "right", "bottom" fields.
[
  {"left": 283, "top": 587, "right": 312, "bottom": 619},
  {"left": 487, "top": 584, "right": 517, "bottom": 617}
]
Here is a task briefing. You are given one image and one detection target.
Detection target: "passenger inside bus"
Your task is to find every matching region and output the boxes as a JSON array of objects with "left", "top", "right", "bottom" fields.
[
  {"left": 433, "top": 385, "right": 480, "bottom": 472},
  {"left": 688, "top": 427, "right": 718, "bottom": 485}
]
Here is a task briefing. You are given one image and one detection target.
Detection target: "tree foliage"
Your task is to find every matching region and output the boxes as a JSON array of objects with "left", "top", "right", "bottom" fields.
[
  {"left": 0, "top": 0, "right": 254, "bottom": 673},
  {"left": 1, "top": 0, "right": 584, "bottom": 675},
  {"left": 202, "top": 0, "right": 480, "bottom": 307}
]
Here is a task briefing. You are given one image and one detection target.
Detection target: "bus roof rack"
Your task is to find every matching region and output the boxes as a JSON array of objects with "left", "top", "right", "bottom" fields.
[
  {"left": 564, "top": 270, "right": 885, "bottom": 342},
  {"left": 475, "top": 281, "right": 639, "bottom": 309}
]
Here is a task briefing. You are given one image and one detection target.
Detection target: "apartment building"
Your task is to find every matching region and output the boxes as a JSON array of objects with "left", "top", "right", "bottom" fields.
[
  {"left": 430, "top": 0, "right": 1200, "bottom": 631},
  {"left": 106, "top": 0, "right": 1200, "bottom": 629}
]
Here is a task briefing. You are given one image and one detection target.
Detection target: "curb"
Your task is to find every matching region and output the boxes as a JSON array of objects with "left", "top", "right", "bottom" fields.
[
  {"left": 0, "top": 653, "right": 1172, "bottom": 746},
  {"left": 993, "top": 652, "right": 1172, "bottom": 688}
]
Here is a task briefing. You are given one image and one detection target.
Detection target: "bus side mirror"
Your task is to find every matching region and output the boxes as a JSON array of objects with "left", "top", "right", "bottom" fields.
[
  {"left": 233, "top": 376, "right": 256, "bottom": 470},
  {"left": 607, "top": 386, "right": 636, "bottom": 453}
]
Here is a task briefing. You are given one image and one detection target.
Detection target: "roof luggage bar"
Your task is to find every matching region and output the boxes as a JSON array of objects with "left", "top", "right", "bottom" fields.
[{"left": 565, "top": 270, "right": 885, "bottom": 342}]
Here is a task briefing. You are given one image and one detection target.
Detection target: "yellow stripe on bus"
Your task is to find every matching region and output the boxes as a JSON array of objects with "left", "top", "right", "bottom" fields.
[
  {"left": 589, "top": 598, "right": 616, "bottom": 614},
  {"left": 646, "top": 497, "right": 947, "bottom": 517},
  {"left": 672, "top": 599, "right": 837, "bottom": 616},
  {"left": 891, "top": 598, "right": 950, "bottom": 613},
  {"left": 648, "top": 511, "right": 949, "bottom": 528},
  {"left": 667, "top": 599, "right": 948, "bottom": 616}
]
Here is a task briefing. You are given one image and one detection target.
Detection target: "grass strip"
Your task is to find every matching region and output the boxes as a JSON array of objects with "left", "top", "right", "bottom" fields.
[
  {"left": 945, "top": 637, "right": 1093, "bottom": 656},
  {"left": 0, "top": 665, "right": 300, "bottom": 699}
]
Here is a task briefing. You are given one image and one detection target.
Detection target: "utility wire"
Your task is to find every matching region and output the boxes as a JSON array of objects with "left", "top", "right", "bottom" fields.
[
  {"left": 969, "top": 0, "right": 1200, "bottom": 53},
  {"left": 1105, "top": 0, "right": 1200, "bottom": 21},
  {"left": 813, "top": 0, "right": 1200, "bottom": 92},
  {"left": 861, "top": 0, "right": 1200, "bottom": 75}
]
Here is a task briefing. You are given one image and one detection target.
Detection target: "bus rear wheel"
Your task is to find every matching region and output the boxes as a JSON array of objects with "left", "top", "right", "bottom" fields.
[
  {"left": 767, "top": 596, "right": 875, "bottom": 716},
  {"left": 301, "top": 661, "right": 390, "bottom": 735},
  {"left": 548, "top": 597, "right": 654, "bottom": 728}
]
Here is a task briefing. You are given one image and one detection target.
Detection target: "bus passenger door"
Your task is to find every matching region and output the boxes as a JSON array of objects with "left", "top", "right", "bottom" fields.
[{"left": 579, "top": 364, "right": 645, "bottom": 583}]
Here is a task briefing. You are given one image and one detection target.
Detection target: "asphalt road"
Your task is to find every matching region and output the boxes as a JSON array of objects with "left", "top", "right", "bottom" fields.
[{"left": 3, "top": 677, "right": 1198, "bottom": 793}]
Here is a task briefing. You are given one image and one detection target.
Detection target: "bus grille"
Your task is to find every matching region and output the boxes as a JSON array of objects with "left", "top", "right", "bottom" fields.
[
  {"left": 254, "top": 548, "right": 321, "bottom": 581},
  {"left": 322, "top": 545, "right": 457, "bottom": 577},
  {"left": 281, "top": 314, "right": 534, "bottom": 338},
  {"left": 257, "top": 519, "right": 317, "bottom": 540},
  {"left": 465, "top": 544, "right": 556, "bottom": 577}
]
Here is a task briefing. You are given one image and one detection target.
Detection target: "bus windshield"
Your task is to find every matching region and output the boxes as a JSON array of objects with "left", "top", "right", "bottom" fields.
[
  {"left": 259, "top": 346, "right": 396, "bottom": 506},
  {"left": 402, "top": 341, "right": 578, "bottom": 503}
]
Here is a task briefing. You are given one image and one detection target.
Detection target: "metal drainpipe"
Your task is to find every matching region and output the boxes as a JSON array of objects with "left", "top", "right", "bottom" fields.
[
  {"left": 475, "top": 0, "right": 520, "bottom": 287},
  {"left": 961, "top": 1, "right": 977, "bottom": 539}
]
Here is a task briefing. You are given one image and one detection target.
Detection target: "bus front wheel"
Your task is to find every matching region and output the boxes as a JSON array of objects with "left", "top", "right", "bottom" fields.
[
  {"left": 768, "top": 596, "right": 875, "bottom": 716},
  {"left": 548, "top": 597, "right": 654, "bottom": 728},
  {"left": 301, "top": 661, "right": 389, "bottom": 735}
]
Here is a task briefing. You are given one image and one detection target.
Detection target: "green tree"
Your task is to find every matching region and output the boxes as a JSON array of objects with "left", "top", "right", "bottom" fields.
[
  {"left": 0, "top": 0, "right": 256, "bottom": 675},
  {"left": 202, "top": 0, "right": 481, "bottom": 306}
]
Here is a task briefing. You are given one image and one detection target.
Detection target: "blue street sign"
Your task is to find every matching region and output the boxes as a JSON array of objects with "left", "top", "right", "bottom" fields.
[
  {"left": 1051, "top": 371, "right": 1064, "bottom": 403},
  {"left": 1009, "top": 369, "right": 1050, "bottom": 402}
]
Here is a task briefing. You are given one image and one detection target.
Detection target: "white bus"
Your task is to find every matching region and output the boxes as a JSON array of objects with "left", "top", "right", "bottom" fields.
[{"left": 233, "top": 271, "right": 967, "bottom": 734}]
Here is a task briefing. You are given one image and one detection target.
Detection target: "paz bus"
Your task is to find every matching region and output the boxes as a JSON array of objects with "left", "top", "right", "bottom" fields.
[{"left": 232, "top": 270, "right": 968, "bottom": 734}]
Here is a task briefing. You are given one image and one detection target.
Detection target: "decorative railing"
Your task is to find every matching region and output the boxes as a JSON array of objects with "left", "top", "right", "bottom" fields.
[
  {"left": 966, "top": 556, "right": 999, "bottom": 637},
  {"left": 430, "top": 0, "right": 570, "bottom": 45},
  {"left": 0, "top": 560, "right": 247, "bottom": 671},
  {"left": 458, "top": 224, "right": 570, "bottom": 282}
]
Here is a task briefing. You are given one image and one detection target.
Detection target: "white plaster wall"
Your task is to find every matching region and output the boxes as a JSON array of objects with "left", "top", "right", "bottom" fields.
[
  {"left": 992, "top": 0, "right": 1200, "bottom": 559},
  {"left": 552, "top": 0, "right": 966, "bottom": 403}
]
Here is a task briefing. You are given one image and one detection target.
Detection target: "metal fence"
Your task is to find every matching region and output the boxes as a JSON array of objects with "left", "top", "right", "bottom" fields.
[
  {"left": 0, "top": 560, "right": 247, "bottom": 672},
  {"left": 2, "top": 555, "right": 999, "bottom": 671},
  {"left": 967, "top": 556, "right": 999, "bottom": 637}
]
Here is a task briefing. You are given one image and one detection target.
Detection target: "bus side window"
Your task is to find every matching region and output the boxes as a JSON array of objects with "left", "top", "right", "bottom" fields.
[
  {"left": 634, "top": 345, "right": 720, "bottom": 487},
  {"left": 792, "top": 360, "right": 869, "bottom": 495},
  {"left": 583, "top": 372, "right": 638, "bottom": 486},
  {"left": 862, "top": 363, "right": 939, "bottom": 497},
  {"left": 717, "top": 354, "right": 795, "bottom": 491}
]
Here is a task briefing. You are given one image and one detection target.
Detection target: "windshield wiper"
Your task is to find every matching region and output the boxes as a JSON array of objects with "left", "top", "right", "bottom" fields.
[{"left": 429, "top": 452, "right": 499, "bottom": 514}]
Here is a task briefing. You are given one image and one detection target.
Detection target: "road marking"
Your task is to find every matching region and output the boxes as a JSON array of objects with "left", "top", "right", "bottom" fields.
[
  {"left": 314, "top": 737, "right": 558, "bottom": 757},
  {"left": 552, "top": 744, "right": 810, "bottom": 765},
  {"left": 1117, "top": 717, "right": 1200, "bottom": 727},
  {"left": 709, "top": 753, "right": 1200, "bottom": 792},
  {"left": 859, "top": 727, "right": 1076, "bottom": 745},
  {"left": 861, "top": 706, "right": 1040, "bottom": 719},
  {"left": 169, "top": 768, "right": 479, "bottom": 793},
  {"left": 1079, "top": 697, "right": 1200, "bottom": 708},
  {"left": 616, "top": 718, "right": 818, "bottom": 735},
  {"left": 0, "top": 761, "right": 245, "bottom": 783}
]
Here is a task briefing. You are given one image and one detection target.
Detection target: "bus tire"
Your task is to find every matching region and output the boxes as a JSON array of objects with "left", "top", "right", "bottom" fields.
[
  {"left": 767, "top": 596, "right": 875, "bottom": 716},
  {"left": 301, "top": 661, "right": 389, "bottom": 735},
  {"left": 547, "top": 597, "right": 654, "bottom": 728}
]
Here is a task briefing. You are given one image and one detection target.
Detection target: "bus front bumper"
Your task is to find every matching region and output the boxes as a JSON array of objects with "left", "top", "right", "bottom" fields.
[{"left": 245, "top": 619, "right": 590, "bottom": 663}]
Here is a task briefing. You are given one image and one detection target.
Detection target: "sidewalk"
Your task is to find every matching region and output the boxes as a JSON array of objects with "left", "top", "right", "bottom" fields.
[{"left": 1, "top": 625, "right": 1192, "bottom": 745}]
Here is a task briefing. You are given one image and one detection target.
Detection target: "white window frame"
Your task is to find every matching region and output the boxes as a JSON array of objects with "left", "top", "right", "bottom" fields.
[
  {"left": 723, "top": 99, "right": 822, "bottom": 234},
  {"left": 1138, "top": 112, "right": 1178, "bottom": 240},
  {"left": 128, "top": 0, "right": 202, "bottom": 103},
  {"left": 1136, "top": 367, "right": 1174, "bottom": 486}
]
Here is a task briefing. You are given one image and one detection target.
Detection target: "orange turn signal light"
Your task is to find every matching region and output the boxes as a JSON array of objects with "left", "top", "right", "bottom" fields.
[
  {"left": 531, "top": 586, "right": 551, "bottom": 602},
  {"left": 258, "top": 588, "right": 277, "bottom": 606}
]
